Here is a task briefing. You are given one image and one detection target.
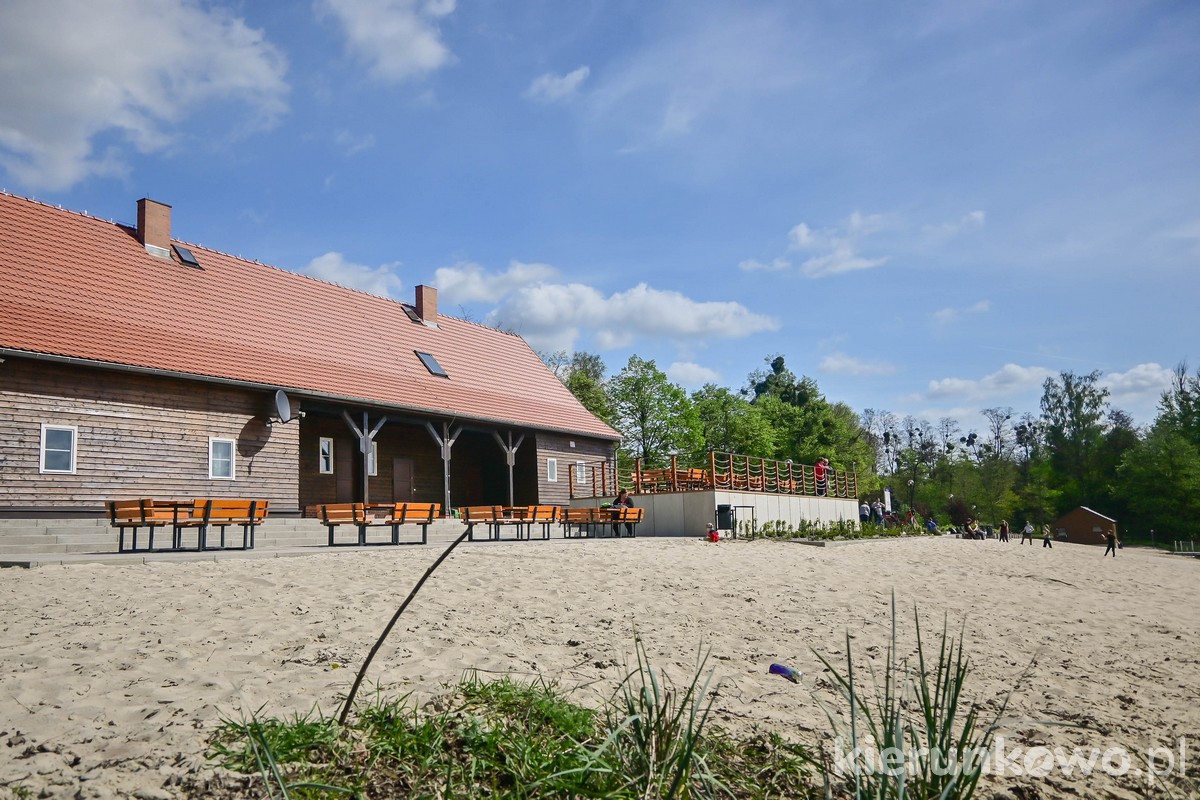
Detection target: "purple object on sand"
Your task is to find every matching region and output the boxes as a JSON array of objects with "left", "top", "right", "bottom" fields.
[{"left": 769, "top": 663, "right": 801, "bottom": 683}]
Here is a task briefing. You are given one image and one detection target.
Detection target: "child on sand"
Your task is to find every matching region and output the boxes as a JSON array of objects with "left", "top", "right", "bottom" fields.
[{"left": 1042, "top": 523, "right": 1053, "bottom": 548}]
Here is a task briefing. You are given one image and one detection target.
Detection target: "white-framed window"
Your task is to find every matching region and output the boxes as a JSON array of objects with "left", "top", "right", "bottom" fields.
[
  {"left": 546, "top": 457, "right": 558, "bottom": 483},
  {"left": 575, "top": 461, "right": 586, "bottom": 483},
  {"left": 209, "top": 437, "right": 235, "bottom": 479},
  {"left": 319, "top": 437, "right": 334, "bottom": 474},
  {"left": 367, "top": 441, "right": 379, "bottom": 477},
  {"left": 40, "top": 424, "right": 77, "bottom": 474}
]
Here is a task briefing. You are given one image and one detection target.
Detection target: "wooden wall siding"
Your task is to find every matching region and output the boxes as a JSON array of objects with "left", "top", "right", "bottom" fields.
[
  {"left": 534, "top": 433, "right": 614, "bottom": 505},
  {"left": 0, "top": 358, "right": 299, "bottom": 512},
  {"left": 297, "top": 417, "right": 446, "bottom": 508}
]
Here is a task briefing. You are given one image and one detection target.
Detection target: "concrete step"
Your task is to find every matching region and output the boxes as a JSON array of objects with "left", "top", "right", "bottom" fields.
[{"left": 0, "top": 518, "right": 474, "bottom": 557}]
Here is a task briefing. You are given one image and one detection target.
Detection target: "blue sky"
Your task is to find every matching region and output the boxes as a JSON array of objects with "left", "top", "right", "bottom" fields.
[{"left": 2, "top": 0, "right": 1197, "bottom": 433}]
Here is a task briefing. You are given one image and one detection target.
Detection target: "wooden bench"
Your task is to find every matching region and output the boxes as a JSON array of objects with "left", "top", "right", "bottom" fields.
[
  {"left": 561, "top": 507, "right": 600, "bottom": 539},
  {"left": 173, "top": 499, "right": 268, "bottom": 551},
  {"left": 109, "top": 499, "right": 179, "bottom": 553},
  {"left": 458, "top": 505, "right": 504, "bottom": 541},
  {"left": 378, "top": 502, "right": 440, "bottom": 545},
  {"left": 522, "top": 505, "right": 560, "bottom": 540},
  {"left": 319, "top": 502, "right": 441, "bottom": 546},
  {"left": 611, "top": 506, "right": 644, "bottom": 537},
  {"left": 317, "top": 503, "right": 368, "bottom": 546}
]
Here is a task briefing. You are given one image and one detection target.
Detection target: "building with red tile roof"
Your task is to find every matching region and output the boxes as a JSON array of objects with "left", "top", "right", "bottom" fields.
[{"left": 0, "top": 192, "right": 618, "bottom": 516}]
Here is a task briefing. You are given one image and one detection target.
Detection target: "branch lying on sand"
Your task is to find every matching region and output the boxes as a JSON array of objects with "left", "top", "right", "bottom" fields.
[{"left": 338, "top": 528, "right": 472, "bottom": 725}]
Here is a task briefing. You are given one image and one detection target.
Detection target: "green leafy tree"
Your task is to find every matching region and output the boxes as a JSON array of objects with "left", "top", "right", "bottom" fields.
[
  {"left": 691, "top": 384, "right": 776, "bottom": 457},
  {"left": 542, "top": 350, "right": 612, "bottom": 423},
  {"left": 1115, "top": 362, "right": 1200, "bottom": 539},
  {"left": 1159, "top": 362, "right": 1200, "bottom": 444},
  {"left": 747, "top": 355, "right": 820, "bottom": 406},
  {"left": 607, "top": 355, "right": 701, "bottom": 467},
  {"left": 1119, "top": 425, "right": 1200, "bottom": 539},
  {"left": 1039, "top": 369, "right": 1111, "bottom": 512},
  {"left": 564, "top": 351, "right": 612, "bottom": 423}
]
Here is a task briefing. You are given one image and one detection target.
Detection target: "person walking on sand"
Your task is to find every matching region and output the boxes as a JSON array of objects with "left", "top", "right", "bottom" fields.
[
  {"left": 1042, "top": 523, "right": 1053, "bottom": 548},
  {"left": 1021, "top": 520, "right": 1034, "bottom": 544},
  {"left": 999, "top": 519, "right": 1010, "bottom": 543},
  {"left": 1103, "top": 527, "right": 1119, "bottom": 557},
  {"left": 814, "top": 457, "right": 829, "bottom": 496}
]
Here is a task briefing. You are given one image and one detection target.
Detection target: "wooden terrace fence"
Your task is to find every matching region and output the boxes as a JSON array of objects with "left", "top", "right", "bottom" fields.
[{"left": 568, "top": 452, "right": 858, "bottom": 500}]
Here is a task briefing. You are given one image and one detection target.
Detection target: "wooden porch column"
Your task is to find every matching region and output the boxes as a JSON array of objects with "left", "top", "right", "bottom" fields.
[
  {"left": 491, "top": 431, "right": 525, "bottom": 507},
  {"left": 341, "top": 411, "right": 386, "bottom": 504},
  {"left": 425, "top": 421, "right": 461, "bottom": 516}
]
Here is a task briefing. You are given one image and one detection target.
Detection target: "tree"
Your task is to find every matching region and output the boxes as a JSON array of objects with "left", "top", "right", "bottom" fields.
[
  {"left": 1119, "top": 425, "right": 1200, "bottom": 539},
  {"left": 1115, "top": 362, "right": 1200, "bottom": 539},
  {"left": 563, "top": 352, "right": 611, "bottom": 423},
  {"left": 607, "top": 355, "right": 701, "bottom": 467},
  {"left": 543, "top": 350, "right": 612, "bottom": 423},
  {"left": 1159, "top": 362, "right": 1200, "bottom": 445},
  {"left": 1039, "top": 370, "right": 1110, "bottom": 511},
  {"left": 746, "top": 355, "right": 820, "bottom": 406},
  {"left": 691, "top": 384, "right": 775, "bottom": 457},
  {"left": 861, "top": 408, "right": 899, "bottom": 474}
]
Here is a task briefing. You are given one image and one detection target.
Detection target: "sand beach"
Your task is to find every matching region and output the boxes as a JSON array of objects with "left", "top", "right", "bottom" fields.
[{"left": 1, "top": 536, "right": 1196, "bottom": 798}]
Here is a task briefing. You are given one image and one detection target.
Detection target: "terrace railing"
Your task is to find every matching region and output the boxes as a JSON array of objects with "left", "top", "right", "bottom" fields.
[{"left": 567, "top": 452, "right": 858, "bottom": 500}]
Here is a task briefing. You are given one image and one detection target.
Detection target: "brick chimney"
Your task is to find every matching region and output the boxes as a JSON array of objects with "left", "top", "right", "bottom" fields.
[
  {"left": 137, "top": 198, "right": 172, "bottom": 258},
  {"left": 415, "top": 284, "right": 438, "bottom": 325}
]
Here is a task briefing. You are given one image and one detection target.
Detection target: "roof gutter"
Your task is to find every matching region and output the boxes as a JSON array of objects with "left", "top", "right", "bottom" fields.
[{"left": 0, "top": 348, "right": 622, "bottom": 442}]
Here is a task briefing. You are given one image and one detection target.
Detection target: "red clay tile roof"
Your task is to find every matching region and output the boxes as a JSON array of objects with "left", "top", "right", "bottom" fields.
[{"left": 0, "top": 193, "right": 619, "bottom": 440}]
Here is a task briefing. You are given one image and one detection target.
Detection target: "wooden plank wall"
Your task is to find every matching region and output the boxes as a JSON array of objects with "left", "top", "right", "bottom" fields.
[
  {"left": 298, "top": 417, "right": 447, "bottom": 509},
  {"left": 534, "top": 432, "right": 614, "bottom": 505},
  {"left": 0, "top": 358, "right": 300, "bottom": 514}
]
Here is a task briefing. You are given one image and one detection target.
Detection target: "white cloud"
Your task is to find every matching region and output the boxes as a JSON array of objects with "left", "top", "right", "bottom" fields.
[
  {"left": 489, "top": 280, "right": 779, "bottom": 352},
  {"left": 585, "top": 9, "right": 805, "bottom": 149},
  {"left": 334, "top": 129, "right": 376, "bottom": 156},
  {"left": 433, "top": 260, "right": 559, "bottom": 304},
  {"left": 524, "top": 67, "right": 590, "bottom": 103},
  {"left": 918, "top": 363, "right": 1056, "bottom": 402},
  {"left": 788, "top": 212, "right": 892, "bottom": 278},
  {"left": 932, "top": 299, "right": 991, "bottom": 325},
  {"left": 667, "top": 361, "right": 721, "bottom": 386},
  {"left": 819, "top": 353, "right": 896, "bottom": 377},
  {"left": 922, "top": 210, "right": 986, "bottom": 243},
  {"left": 738, "top": 257, "right": 791, "bottom": 272},
  {"left": 1104, "top": 363, "right": 1175, "bottom": 404},
  {"left": 0, "top": 0, "right": 287, "bottom": 190},
  {"left": 304, "top": 251, "right": 405, "bottom": 299},
  {"left": 317, "top": 0, "right": 456, "bottom": 83},
  {"left": 1160, "top": 218, "right": 1200, "bottom": 257}
]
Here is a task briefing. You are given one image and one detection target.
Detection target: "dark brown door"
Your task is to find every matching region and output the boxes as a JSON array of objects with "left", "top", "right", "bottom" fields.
[
  {"left": 336, "top": 437, "right": 355, "bottom": 502},
  {"left": 393, "top": 458, "right": 414, "bottom": 502}
]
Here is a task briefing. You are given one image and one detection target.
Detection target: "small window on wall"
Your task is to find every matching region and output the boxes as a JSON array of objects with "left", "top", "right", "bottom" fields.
[
  {"left": 546, "top": 457, "right": 558, "bottom": 483},
  {"left": 209, "top": 437, "right": 235, "bottom": 479},
  {"left": 319, "top": 437, "right": 334, "bottom": 474},
  {"left": 575, "top": 461, "right": 586, "bottom": 483},
  {"left": 367, "top": 441, "right": 379, "bottom": 477},
  {"left": 40, "top": 424, "right": 77, "bottom": 474}
]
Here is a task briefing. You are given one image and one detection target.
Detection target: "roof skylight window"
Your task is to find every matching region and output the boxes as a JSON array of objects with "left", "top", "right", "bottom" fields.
[
  {"left": 402, "top": 306, "right": 423, "bottom": 323},
  {"left": 416, "top": 351, "right": 448, "bottom": 377},
  {"left": 173, "top": 244, "right": 202, "bottom": 268}
]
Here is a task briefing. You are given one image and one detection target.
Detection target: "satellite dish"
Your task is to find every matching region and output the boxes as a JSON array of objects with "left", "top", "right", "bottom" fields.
[{"left": 273, "top": 389, "right": 293, "bottom": 423}]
